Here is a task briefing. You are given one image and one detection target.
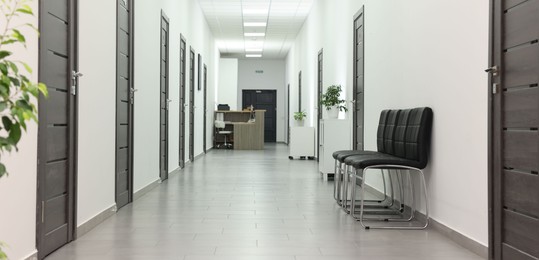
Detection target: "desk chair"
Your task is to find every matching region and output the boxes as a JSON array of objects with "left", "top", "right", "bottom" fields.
[{"left": 215, "top": 120, "right": 233, "bottom": 149}]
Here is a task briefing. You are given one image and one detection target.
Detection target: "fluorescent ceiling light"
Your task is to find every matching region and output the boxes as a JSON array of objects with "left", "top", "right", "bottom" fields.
[
  {"left": 245, "top": 32, "right": 265, "bottom": 37},
  {"left": 246, "top": 54, "right": 262, "bottom": 58},
  {"left": 243, "top": 9, "right": 268, "bottom": 15},
  {"left": 246, "top": 48, "right": 263, "bottom": 52},
  {"left": 244, "top": 22, "right": 267, "bottom": 27}
]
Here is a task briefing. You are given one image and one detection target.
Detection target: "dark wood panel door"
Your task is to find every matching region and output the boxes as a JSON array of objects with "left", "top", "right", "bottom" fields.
[
  {"left": 353, "top": 7, "right": 365, "bottom": 150},
  {"left": 116, "top": 0, "right": 134, "bottom": 210},
  {"left": 160, "top": 12, "right": 170, "bottom": 181},
  {"left": 317, "top": 49, "right": 323, "bottom": 161},
  {"left": 490, "top": 0, "right": 539, "bottom": 259},
  {"left": 179, "top": 35, "right": 186, "bottom": 168},
  {"left": 298, "top": 71, "right": 302, "bottom": 111},
  {"left": 37, "top": 0, "right": 77, "bottom": 258},
  {"left": 189, "top": 47, "right": 195, "bottom": 161},
  {"left": 203, "top": 64, "right": 208, "bottom": 152},
  {"left": 242, "top": 90, "right": 277, "bottom": 142},
  {"left": 287, "top": 84, "right": 290, "bottom": 144}
]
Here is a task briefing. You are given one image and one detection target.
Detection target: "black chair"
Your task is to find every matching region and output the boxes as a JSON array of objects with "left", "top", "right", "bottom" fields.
[{"left": 344, "top": 107, "right": 433, "bottom": 229}]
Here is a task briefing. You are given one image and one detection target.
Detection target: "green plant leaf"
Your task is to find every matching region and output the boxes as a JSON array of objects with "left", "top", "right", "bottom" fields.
[
  {"left": 0, "top": 102, "right": 8, "bottom": 113},
  {"left": 8, "top": 61, "right": 18, "bottom": 73},
  {"left": 16, "top": 99, "right": 32, "bottom": 111},
  {"left": 38, "top": 83, "right": 48, "bottom": 97},
  {"left": 17, "top": 4, "right": 34, "bottom": 15},
  {"left": 0, "top": 50, "right": 11, "bottom": 60},
  {"left": 12, "top": 29, "right": 26, "bottom": 44},
  {"left": 0, "top": 63, "right": 7, "bottom": 74},
  {"left": 2, "top": 116, "right": 12, "bottom": 131},
  {"left": 1, "top": 39, "right": 17, "bottom": 45},
  {"left": 9, "top": 76, "right": 20, "bottom": 87},
  {"left": 0, "top": 163, "right": 6, "bottom": 179},
  {"left": 8, "top": 123, "right": 21, "bottom": 147},
  {"left": 20, "top": 61, "right": 32, "bottom": 73}
]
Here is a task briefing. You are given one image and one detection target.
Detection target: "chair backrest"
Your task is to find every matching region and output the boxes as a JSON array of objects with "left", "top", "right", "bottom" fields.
[
  {"left": 383, "top": 110, "right": 400, "bottom": 155},
  {"left": 376, "top": 110, "right": 390, "bottom": 152},
  {"left": 403, "top": 107, "right": 433, "bottom": 168},
  {"left": 393, "top": 109, "right": 412, "bottom": 158},
  {"left": 215, "top": 120, "right": 225, "bottom": 129}
]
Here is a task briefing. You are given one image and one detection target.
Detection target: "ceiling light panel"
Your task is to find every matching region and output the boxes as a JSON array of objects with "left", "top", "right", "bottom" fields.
[
  {"left": 244, "top": 22, "right": 267, "bottom": 27},
  {"left": 246, "top": 54, "right": 262, "bottom": 58},
  {"left": 244, "top": 32, "right": 265, "bottom": 37}
]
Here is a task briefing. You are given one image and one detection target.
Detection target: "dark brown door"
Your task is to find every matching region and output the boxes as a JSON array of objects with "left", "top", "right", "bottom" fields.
[
  {"left": 490, "top": 0, "right": 539, "bottom": 259},
  {"left": 242, "top": 90, "right": 277, "bottom": 142},
  {"left": 189, "top": 47, "right": 195, "bottom": 161},
  {"left": 287, "top": 84, "right": 290, "bottom": 144},
  {"left": 353, "top": 7, "right": 365, "bottom": 150},
  {"left": 116, "top": 0, "right": 134, "bottom": 210},
  {"left": 37, "top": 0, "right": 78, "bottom": 258},
  {"left": 203, "top": 64, "right": 208, "bottom": 153},
  {"left": 317, "top": 49, "right": 323, "bottom": 161},
  {"left": 298, "top": 71, "right": 302, "bottom": 111},
  {"left": 179, "top": 35, "right": 186, "bottom": 168},
  {"left": 160, "top": 11, "right": 170, "bottom": 181}
]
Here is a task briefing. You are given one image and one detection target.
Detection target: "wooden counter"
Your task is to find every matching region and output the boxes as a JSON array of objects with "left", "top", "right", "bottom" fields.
[{"left": 214, "top": 110, "right": 265, "bottom": 150}]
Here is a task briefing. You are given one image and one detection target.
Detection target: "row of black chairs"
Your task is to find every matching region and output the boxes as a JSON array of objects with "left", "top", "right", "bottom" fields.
[{"left": 332, "top": 107, "right": 433, "bottom": 229}]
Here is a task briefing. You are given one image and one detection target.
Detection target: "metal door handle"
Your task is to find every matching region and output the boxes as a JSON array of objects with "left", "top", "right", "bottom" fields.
[
  {"left": 131, "top": 88, "right": 138, "bottom": 92},
  {"left": 485, "top": 66, "right": 498, "bottom": 76},
  {"left": 72, "top": 71, "right": 84, "bottom": 78}
]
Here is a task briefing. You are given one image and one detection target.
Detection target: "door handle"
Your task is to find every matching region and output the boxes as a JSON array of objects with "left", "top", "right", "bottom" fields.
[{"left": 485, "top": 66, "right": 498, "bottom": 76}]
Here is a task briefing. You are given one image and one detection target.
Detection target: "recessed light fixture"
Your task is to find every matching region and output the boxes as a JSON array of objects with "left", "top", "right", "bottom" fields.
[
  {"left": 246, "top": 48, "right": 263, "bottom": 52},
  {"left": 244, "top": 32, "right": 265, "bottom": 37},
  {"left": 244, "top": 22, "right": 267, "bottom": 27},
  {"left": 246, "top": 54, "right": 262, "bottom": 58},
  {"left": 243, "top": 9, "right": 268, "bottom": 15}
]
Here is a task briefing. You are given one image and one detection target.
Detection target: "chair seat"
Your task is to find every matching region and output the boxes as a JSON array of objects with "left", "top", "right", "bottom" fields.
[
  {"left": 344, "top": 153, "right": 426, "bottom": 169},
  {"left": 332, "top": 150, "right": 380, "bottom": 162}
]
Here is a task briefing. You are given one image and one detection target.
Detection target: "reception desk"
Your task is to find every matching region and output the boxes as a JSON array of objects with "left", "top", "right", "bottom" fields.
[{"left": 214, "top": 110, "right": 265, "bottom": 150}]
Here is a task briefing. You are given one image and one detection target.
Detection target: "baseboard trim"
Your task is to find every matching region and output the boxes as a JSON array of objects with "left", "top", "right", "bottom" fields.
[
  {"left": 76, "top": 204, "right": 116, "bottom": 239},
  {"left": 193, "top": 152, "right": 206, "bottom": 161},
  {"left": 362, "top": 184, "right": 487, "bottom": 259},
  {"left": 23, "top": 250, "right": 38, "bottom": 260},
  {"left": 426, "top": 216, "right": 488, "bottom": 259},
  {"left": 168, "top": 166, "right": 182, "bottom": 177},
  {"left": 133, "top": 179, "right": 160, "bottom": 201}
]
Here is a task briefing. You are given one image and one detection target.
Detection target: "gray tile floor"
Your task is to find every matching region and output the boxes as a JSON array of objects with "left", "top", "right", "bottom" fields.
[{"left": 46, "top": 144, "right": 484, "bottom": 260}]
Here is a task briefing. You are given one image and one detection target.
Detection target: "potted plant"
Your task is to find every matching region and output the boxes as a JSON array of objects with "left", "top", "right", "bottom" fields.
[
  {"left": 320, "top": 85, "right": 347, "bottom": 118},
  {"left": 294, "top": 110, "right": 307, "bottom": 126}
]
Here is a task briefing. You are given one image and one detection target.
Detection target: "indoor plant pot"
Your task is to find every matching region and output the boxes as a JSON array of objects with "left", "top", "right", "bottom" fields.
[{"left": 320, "top": 85, "right": 347, "bottom": 119}]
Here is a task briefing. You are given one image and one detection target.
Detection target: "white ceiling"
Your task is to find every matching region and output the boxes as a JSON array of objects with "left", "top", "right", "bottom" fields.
[{"left": 198, "top": 0, "right": 314, "bottom": 59}]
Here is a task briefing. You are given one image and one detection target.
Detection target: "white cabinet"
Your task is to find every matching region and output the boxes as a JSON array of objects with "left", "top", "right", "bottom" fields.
[
  {"left": 289, "top": 127, "right": 315, "bottom": 159},
  {"left": 319, "top": 119, "right": 351, "bottom": 179}
]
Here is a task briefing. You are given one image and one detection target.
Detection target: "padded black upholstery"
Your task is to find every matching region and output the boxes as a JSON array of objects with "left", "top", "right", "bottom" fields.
[
  {"left": 393, "top": 109, "right": 412, "bottom": 158},
  {"left": 345, "top": 107, "right": 433, "bottom": 170},
  {"left": 332, "top": 109, "right": 391, "bottom": 163},
  {"left": 383, "top": 110, "right": 400, "bottom": 155},
  {"left": 376, "top": 110, "right": 390, "bottom": 152}
]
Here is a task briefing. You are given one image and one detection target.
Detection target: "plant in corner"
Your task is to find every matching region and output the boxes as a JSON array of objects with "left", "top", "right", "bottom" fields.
[
  {"left": 320, "top": 85, "right": 348, "bottom": 114},
  {"left": 0, "top": 0, "right": 47, "bottom": 258}
]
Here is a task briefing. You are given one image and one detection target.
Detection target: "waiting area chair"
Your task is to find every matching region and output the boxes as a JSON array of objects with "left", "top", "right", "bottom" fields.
[{"left": 335, "top": 107, "right": 433, "bottom": 230}]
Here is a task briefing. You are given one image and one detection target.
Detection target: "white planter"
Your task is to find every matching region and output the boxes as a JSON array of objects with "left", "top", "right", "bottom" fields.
[
  {"left": 296, "top": 120, "right": 305, "bottom": 126},
  {"left": 327, "top": 107, "right": 339, "bottom": 119}
]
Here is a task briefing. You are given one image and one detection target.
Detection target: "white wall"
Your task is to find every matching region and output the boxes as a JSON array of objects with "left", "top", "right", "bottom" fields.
[
  {"left": 77, "top": 0, "right": 117, "bottom": 228},
  {"left": 286, "top": 0, "right": 489, "bottom": 245},
  {"left": 238, "top": 59, "right": 286, "bottom": 142},
  {"left": 217, "top": 58, "right": 239, "bottom": 110},
  {"left": 134, "top": 0, "right": 218, "bottom": 192}
]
